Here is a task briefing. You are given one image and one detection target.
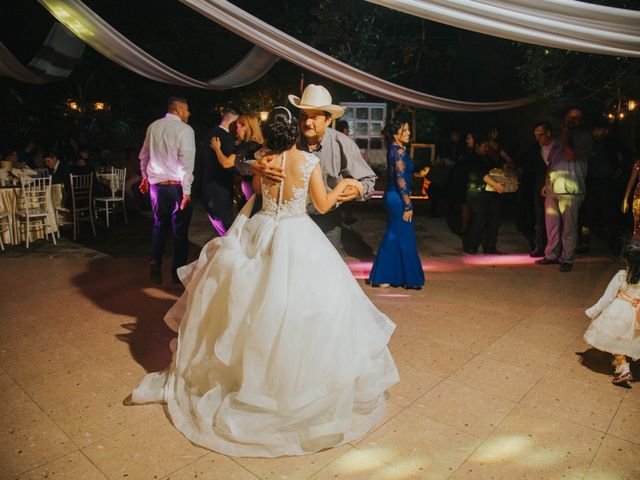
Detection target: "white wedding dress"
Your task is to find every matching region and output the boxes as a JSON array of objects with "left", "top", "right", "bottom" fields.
[{"left": 131, "top": 151, "right": 399, "bottom": 457}]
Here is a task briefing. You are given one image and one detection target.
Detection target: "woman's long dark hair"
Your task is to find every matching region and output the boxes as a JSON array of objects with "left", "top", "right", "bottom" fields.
[
  {"left": 623, "top": 240, "right": 640, "bottom": 284},
  {"left": 381, "top": 118, "right": 408, "bottom": 149},
  {"left": 262, "top": 107, "right": 299, "bottom": 152}
]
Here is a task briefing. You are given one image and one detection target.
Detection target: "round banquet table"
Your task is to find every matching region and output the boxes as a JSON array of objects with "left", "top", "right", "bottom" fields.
[{"left": 0, "top": 184, "right": 63, "bottom": 245}]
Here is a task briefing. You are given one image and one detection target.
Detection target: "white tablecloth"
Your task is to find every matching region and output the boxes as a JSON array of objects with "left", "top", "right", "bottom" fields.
[
  {"left": 97, "top": 172, "right": 118, "bottom": 194},
  {"left": 0, "top": 184, "right": 63, "bottom": 245}
]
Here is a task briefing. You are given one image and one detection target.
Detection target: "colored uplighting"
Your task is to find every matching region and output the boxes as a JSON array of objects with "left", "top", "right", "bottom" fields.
[{"left": 345, "top": 254, "right": 611, "bottom": 279}]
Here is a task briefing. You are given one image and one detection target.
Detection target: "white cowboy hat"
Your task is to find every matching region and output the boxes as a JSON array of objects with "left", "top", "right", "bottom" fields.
[{"left": 288, "top": 84, "right": 345, "bottom": 118}]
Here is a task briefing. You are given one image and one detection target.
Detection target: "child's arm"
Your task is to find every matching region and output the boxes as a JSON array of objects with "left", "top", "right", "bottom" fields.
[{"left": 585, "top": 270, "right": 625, "bottom": 318}]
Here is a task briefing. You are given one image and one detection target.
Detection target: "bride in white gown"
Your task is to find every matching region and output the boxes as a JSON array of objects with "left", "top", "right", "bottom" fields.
[{"left": 131, "top": 107, "right": 399, "bottom": 457}]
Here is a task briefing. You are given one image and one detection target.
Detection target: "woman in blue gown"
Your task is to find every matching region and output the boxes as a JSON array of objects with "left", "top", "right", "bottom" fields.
[{"left": 369, "top": 119, "right": 425, "bottom": 289}]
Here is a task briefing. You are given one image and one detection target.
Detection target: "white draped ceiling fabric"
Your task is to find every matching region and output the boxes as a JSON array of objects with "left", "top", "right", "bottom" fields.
[
  {"left": 366, "top": 0, "right": 640, "bottom": 58},
  {"left": 29, "top": 0, "right": 640, "bottom": 110},
  {"left": 0, "top": 23, "right": 85, "bottom": 84},
  {"left": 37, "top": 0, "right": 279, "bottom": 90},
  {"left": 0, "top": 43, "right": 50, "bottom": 84},
  {"left": 180, "top": 0, "right": 530, "bottom": 112},
  {"left": 28, "top": 23, "right": 86, "bottom": 79}
]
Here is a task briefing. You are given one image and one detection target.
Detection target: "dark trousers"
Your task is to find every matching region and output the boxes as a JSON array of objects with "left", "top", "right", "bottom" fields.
[
  {"left": 581, "top": 178, "right": 618, "bottom": 243},
  {"left": 202, "top": 181, "right": 235, "bottom": 236},
  {"left": 310, "top": 208, "right": 342, "bottom": 250},
  {"left": 150, "top": 184, "right": 192, "bottom": 273},
  {"left": 464, "top": 190, "right": 501, "bottom": 253}
]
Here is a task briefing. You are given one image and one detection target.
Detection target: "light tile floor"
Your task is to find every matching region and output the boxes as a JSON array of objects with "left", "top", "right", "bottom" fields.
[{"left": 1, "top": 206, "right": 638, "bottom": 479}]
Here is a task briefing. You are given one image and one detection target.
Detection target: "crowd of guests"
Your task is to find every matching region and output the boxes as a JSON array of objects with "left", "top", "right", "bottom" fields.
[
  {"left": 4, "top": 101, "right": 637, "bottom": 278},
  {"left": 431, "top": 106, "right": 637, "bottom": 271},
  {"left": 0, "top": 139, "right": 150, "bottom": 212}
]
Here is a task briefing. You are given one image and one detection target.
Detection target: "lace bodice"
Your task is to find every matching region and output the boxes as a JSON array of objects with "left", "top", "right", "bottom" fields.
[
  {"left": 259, "top": 151, "right": 319, "bottom": 219},
  {"left": 388, "top": 145, "right": 414, "bottom": 212}
]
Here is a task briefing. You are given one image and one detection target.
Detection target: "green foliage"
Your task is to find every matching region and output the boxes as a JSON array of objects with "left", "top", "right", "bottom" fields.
[{"left": 517, "top": 45, "right": 640, "bottom": 107}]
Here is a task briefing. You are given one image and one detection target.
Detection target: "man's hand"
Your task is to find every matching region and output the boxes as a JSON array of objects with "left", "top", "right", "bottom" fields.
[
  {"left": 337, "top": 183, "right": 364, "bottom": 202},
  {"left": 139, "top": 178, "right": 149, "bottom": 194},
  {"left": 251, "top": 157, "right": 285, "bottom": 183},
  {"left": 494, "top": 183, "right": 506, "bottom": 194},
  {"left": 180, "top": 194, "right": 191, "bottom": 211},
  {"left": 211, "top": 137, "right": 221, "bottom": 150}
]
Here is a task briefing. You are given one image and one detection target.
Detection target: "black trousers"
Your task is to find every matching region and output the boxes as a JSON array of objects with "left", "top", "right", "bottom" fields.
[
  {"left": 464, "top": 189, "right": 501, "bottom": 252},
  {"left": 310, "top": 209, "right": 342, "bottom": 249},
  {"left": 202, "top": 180, "right": 235, "bottom": 235},
  {"left": 150, "top": 184, "right": 192, "bottom": 273}
]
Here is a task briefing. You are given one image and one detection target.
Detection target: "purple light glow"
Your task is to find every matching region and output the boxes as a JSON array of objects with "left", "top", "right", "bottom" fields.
[
  {"left": 345, "top": 254, "right": 612, "bottom": 279},
  {"left": 460, "top": 254, "right": 536, "bottom": 266},
  {"left": 207, "top": 215, "right": 227, "bottom": 237},
  {"left": 240, "top": 180, "right": 254, "bottom": 201}
]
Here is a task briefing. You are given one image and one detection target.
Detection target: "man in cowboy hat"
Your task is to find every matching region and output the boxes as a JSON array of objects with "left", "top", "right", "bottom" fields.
[{"left": 254, "top": 84, "right": 377, "bottom": 249}]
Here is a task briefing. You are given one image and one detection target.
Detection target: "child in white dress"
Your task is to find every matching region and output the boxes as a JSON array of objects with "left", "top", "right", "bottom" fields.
[{"left": 584, "top": 241, "right": 640, "bottom": 385}]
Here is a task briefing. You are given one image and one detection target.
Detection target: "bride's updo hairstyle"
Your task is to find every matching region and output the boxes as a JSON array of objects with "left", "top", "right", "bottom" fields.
[{"left": 263, "top": 107, "right": 299, "bottom": 152}]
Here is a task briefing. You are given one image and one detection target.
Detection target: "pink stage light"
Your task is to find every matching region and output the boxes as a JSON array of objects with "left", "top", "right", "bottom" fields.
[
  {"left": 461, "top": 254, "right": 536, "bottom": 266},
  {"left": 345, "top": 254, "right": 611, "bottom": 279}
]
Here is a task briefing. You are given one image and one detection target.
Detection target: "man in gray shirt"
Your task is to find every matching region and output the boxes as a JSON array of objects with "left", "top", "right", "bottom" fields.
[
  {"left": 254, "top": 84, "right": 377, "bottom": 249},
  {"left": 536, "top": 107, "right": 592, "bottom": 272}
]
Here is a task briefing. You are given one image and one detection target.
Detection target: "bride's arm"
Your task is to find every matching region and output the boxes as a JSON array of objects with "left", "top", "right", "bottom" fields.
[{"left": 309, "top": 164, "right": 361, "bottom": 213}]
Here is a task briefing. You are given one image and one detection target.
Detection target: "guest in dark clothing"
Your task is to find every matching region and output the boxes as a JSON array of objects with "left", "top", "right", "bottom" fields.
[
  {"left": 202, "top": 107, "right": 238, "bottom": 236},
  {"left": 448, "top": 133, "right": 476, "bottom": 234},
  {"left": 430, "top": 129, "right": 460, "bottom": 217},
  {"left": 580, "top": 122, "right": 623, "bottom": 253},
  {"left": 462, "top": 138, "right": 506, "bottom": 254},
  {"left": 71, "top": 146, "right": 103, "bottom": 195},
  {"left": 18, "top": 141, "right": 36, "bottom": 168},
  {"left": 43, "top": 151, "right": 70, "bottom": 185},
  {"left": 211, "top": 113, "right": 263, "bottom": 209}
]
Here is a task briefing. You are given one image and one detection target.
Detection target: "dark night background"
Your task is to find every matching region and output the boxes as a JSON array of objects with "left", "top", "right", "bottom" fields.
[{"left": 1, "top": 0, "right": 639, "bottom": 163}]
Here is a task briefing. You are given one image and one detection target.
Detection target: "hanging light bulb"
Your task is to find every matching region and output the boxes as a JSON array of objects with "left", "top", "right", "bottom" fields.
[
  {"left": 629, "top": 100, "right": 637, "bottom": 111},
  {"left": 619, "top": 112, "right": 626, "bottom": 120}
]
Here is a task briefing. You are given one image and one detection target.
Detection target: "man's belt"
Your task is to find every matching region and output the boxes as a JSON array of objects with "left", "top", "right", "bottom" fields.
[{"left": 157, "top": 180, "right": 181, "bottom": 185}]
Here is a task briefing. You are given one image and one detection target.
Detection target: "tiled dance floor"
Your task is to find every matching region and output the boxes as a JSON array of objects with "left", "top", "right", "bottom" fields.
[{"left": 1, "top": 207, "right": 637, "bottom": 479}]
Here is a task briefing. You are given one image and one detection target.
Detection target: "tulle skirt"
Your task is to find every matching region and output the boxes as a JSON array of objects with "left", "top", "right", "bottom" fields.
[{"left": 132, "top": 198, "right": 399, "bottom": 457}]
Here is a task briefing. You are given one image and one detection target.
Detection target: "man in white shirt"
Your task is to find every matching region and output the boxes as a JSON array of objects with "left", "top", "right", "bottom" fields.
[{"left": 139, "top": 97, "right": 196, "bottom": 284}]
